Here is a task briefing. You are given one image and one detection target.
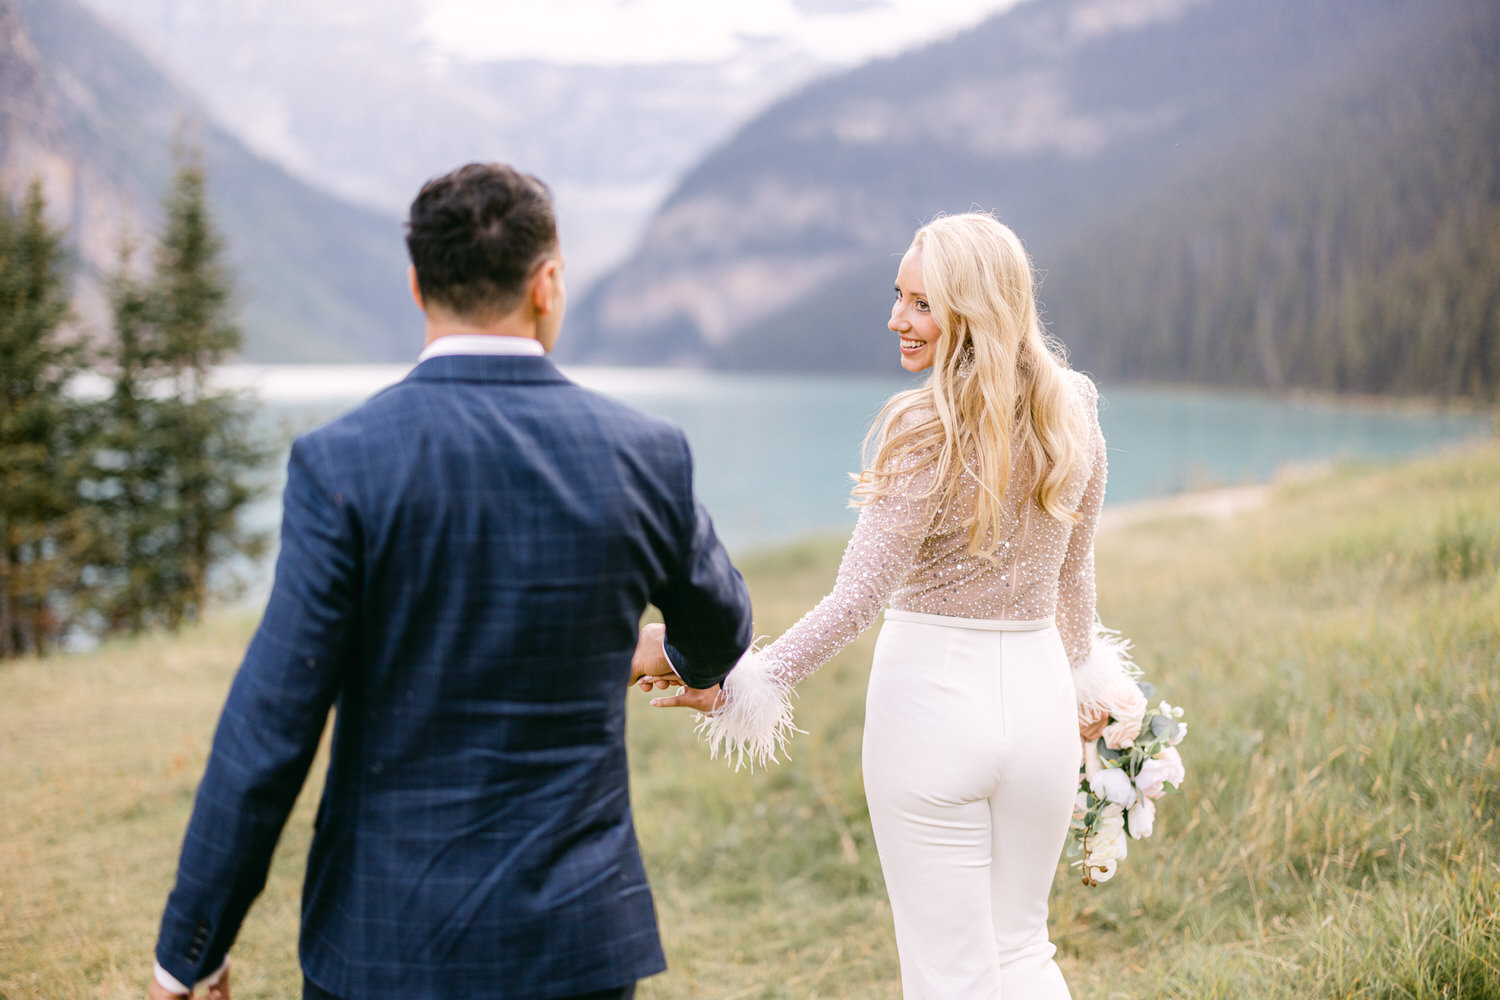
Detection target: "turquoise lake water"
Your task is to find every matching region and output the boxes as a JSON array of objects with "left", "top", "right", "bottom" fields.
[{"left": 236, "top": 365, "right": 1493, "bottom": 577}]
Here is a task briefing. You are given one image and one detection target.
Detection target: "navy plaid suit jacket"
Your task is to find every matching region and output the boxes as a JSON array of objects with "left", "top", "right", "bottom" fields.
[{"left": 154, "top": 354, "right": 753, "bottom": 999}]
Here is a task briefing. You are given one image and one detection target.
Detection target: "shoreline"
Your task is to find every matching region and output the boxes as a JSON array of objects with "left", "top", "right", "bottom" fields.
[
  {"left": 1092, "top": 378, "right": 1498, "bottom": 418},
  {"left": 157, "top": 364, "right": 1500, "bottom": 417},
  {"left": 1098, "top": 483, "right": 1271, "bottom": 532},
  {"left": 1099, "top": 434, "right": 1498, "bottom": 532}
]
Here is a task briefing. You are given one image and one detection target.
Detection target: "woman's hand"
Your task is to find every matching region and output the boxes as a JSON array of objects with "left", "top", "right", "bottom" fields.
[{"left": 650, "top": 683, "right": 722, "bottom": 713}]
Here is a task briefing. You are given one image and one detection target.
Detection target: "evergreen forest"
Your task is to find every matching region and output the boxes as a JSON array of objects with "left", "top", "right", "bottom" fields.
[
  {"left": 0, "top": 156, "right": 263, "bottom": 658},
  {"left": 1046, "top": 0, "right": 1500, "bottom": 400}
]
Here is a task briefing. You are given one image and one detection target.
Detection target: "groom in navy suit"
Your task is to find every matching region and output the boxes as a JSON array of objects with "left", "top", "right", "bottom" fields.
[{"left": 148, "top": 163, "right": 753, "bottom": 1000}]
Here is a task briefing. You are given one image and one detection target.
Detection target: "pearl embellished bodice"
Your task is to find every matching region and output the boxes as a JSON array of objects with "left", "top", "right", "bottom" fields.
[{"left": 759, "top": 371, "right": 1106, "bottom": 685}]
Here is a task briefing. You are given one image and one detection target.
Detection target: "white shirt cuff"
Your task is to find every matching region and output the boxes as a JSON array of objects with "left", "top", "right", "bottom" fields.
[{"left": 154, "top": 957, "right": 228, "bottom": 995}]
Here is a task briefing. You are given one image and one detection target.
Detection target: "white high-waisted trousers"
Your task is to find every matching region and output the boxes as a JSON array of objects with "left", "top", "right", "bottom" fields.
[{"left": 863, "top": 609, "right": 1080, "bottom": 999}]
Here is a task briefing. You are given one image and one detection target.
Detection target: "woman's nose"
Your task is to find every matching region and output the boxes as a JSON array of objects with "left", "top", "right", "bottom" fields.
[{"left": 889, "top": 305, "right": 905, "bottom": 332}]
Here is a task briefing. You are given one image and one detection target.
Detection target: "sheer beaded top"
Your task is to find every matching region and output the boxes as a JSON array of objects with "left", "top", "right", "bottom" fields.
[{"left": 759, "top": 371, "right": 1106, "bottom": 685}]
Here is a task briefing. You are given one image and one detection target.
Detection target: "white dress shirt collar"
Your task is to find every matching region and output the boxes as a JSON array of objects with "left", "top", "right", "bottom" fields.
[{"left": 418, "top": 334, "right": 545, "bottom": 362}]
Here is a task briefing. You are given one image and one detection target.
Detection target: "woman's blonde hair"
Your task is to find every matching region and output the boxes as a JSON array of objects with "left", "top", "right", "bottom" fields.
[{"left": 853, "top": 212, "right": 1090, "bottom": 557}]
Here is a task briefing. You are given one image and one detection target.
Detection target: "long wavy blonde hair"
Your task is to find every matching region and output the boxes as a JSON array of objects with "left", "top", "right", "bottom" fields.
[{"left": 853, "top": 212, "right": 1090, "bottom": 558}]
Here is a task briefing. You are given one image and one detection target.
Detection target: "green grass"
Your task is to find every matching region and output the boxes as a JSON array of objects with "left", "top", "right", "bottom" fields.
[{"left": 2, "top": 446, "right": 1498, "bottom": 999}]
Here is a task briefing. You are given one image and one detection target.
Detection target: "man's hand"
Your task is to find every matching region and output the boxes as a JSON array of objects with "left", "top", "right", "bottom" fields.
[
  {"left": 148, "top": 966, "right": 230, "bottom": 1000},
  {"left": 631, "top": 622, "right": 681, "bottom": 691},
  {"left": 650, "top": 683, "right": 721, "bottom": 713},
  {"left": 631, "top": 623, "right": 721, "bottom": 710}
]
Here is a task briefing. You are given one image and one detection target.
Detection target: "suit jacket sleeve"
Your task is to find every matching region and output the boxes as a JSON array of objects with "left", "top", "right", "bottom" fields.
[
  {"left": 650, "top": 431, "right": 753, "bottom": 690},
  {"left": 154, "top": 436, "right": 358, "bottom": 986}
]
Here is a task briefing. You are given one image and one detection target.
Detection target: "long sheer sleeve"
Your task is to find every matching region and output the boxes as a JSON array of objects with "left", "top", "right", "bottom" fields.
[
  {"left": 697, "top": 432, "right": 938, "bottom": 769},
  {"left": 757, "top": 479, "right": 937, "bottom": 685},
  {"left": 1060, "top": 378, "right": 1144, "bottom": 729},
  {"left": 1055, "top": 378, "right": 1106, "bottom": 667}
]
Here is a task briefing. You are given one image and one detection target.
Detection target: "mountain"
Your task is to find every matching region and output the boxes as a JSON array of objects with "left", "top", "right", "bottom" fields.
[
  {"left": 1042, "top": 0, "right": 1499, "bottom": 399},
  {"left": 70, "top": 1, "right": 1028, "bottom": 295},
  {"left": 0, "top": 0, "right": 420, "bottom": 361},
  {"left": 564, "top": 0, "right": 1499, "bottom": 400},
  {"left": 70, "top": 0, "right": 830, "bottom": 292}
]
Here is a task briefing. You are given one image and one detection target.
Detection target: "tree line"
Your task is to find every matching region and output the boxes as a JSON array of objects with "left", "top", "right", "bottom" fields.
[
  {"left": 1047, "top": 0, "right": 1500, "bottom": 402},
  {"left": 0, "top": 152, "right": 263, "bottom": 658}
]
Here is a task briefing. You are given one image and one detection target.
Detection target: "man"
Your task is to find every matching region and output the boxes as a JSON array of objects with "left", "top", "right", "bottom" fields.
[{"left": 149, "top": 163, "right": 753, "bottom": 1000}]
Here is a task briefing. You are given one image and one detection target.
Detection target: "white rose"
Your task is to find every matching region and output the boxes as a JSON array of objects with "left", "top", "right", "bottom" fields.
[
  {"left": 1127, "top": 797, "right": 1156, "bottom": 839},
  {"left": 1082, "top": 807, "right": 1128, "bottom": 883},
  {"left": 1090, "top": 766, "right": 1137, "bottom": 808},
  {"left": 1168, "top": 721, "right": 1188, "bottom": 746},
  {"left": 1091, "top": 806, "right": 1129, "bottom": 860}
]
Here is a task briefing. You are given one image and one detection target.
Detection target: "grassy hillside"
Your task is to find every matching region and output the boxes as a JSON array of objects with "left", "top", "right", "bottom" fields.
[{"left": 2, "top": 446, "right": 1497, "bottom": 998}]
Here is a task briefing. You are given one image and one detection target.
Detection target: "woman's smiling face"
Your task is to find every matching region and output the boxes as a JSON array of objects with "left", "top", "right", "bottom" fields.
[{"left": 889, "top": 245, "right": 941, "bottom": 372}]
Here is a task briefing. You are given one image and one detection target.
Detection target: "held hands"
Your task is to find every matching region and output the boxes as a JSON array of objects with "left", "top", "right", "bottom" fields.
[
  {"left": 651, "top": 681, "right": 722, "bottom": 713},
  {"left": 630, "top": 623, "right": 679, "bottom": 690},
  {"left": 630, "top": 622, "right": 723, "bottom": 713}
]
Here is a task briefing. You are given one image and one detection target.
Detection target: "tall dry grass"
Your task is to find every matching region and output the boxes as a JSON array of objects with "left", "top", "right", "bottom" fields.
[{"left": 1, "top": 445, "right": 1496, "bottom": 999}]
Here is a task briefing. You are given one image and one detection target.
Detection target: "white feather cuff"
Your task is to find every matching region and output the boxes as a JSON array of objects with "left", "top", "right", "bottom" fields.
[
  {"left": 693, "top": 646, "right": 800, "bottom": 771},
  {"left": 1072, "top": 621, "right": 1143, "bottom": 721}
]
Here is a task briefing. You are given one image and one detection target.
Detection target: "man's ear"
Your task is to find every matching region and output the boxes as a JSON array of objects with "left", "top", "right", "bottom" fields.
[
  {"left": 408, "top": 266, "right": 426, "bottom": 312},
  {"left": 530, "top": 259, "right": 561, "bottom": 316}
]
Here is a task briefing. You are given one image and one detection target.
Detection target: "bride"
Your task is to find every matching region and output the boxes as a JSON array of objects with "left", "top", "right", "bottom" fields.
[{"left": 640, "top": 211, "right": 1130, "bottom": 999}]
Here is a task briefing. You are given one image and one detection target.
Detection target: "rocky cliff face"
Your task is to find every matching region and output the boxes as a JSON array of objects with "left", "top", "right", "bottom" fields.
[
  {"left": 73, "top": 0, "right": 835, "bottom": 292},
  {"left": 0, "top": 0, "right": 420, "bottom": 361},
  {"left": 0, "top": 0, "right": 152, "bottom": 329},
  {"left": 561, "top": 0, "right": 1215, "bottom": 366},
  {"left": 560, "top": 0, "right": 1443, "bottom": 373}
]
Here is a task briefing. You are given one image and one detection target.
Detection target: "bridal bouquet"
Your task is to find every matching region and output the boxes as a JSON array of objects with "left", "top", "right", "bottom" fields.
[{"left": 1067, "top": 628, "right": 1187, "bottom": 886}]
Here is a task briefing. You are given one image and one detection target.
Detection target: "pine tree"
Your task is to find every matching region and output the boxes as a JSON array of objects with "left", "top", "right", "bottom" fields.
[
  {"left": 80, "top": 239, "right": 180, "bottom": 633},
  {"left": 137, "top": 151, "right": 265, "bottom": 626},
  {"left": 86, "top": 151, "right": 266, "bottom": 633},
  {"left": 0, "top": 182, "right": 86, "bottom": 657}
]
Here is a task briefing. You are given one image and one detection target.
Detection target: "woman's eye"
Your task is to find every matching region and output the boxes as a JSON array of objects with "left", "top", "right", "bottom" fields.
[{"left": 916, "top": 299, "right": 929, "bottom": 312}]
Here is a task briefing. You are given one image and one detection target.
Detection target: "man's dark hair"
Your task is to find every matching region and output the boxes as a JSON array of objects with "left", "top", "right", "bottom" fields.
[{"left": 405, "top": 163, "right": 557, "bottom": 320}]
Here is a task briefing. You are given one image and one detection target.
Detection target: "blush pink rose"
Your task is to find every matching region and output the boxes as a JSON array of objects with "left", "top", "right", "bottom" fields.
[
  {"left": 1102, "top": 715, "right": 1144, "bottom": 750},
  {"left": 1101, "top": 678, "right": 1149, "bottom": 720},
  {"left": 1097, "top": 682, "right": 1148, "bottom": 749},
  {"left": 1136, "top": 747, "right": 1186, "bottom": 799}
]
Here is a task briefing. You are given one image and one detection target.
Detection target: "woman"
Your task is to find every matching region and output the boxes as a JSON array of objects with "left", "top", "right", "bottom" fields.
[{"left": 647, "top": 212, "right": 1129, "bottom": 999}]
